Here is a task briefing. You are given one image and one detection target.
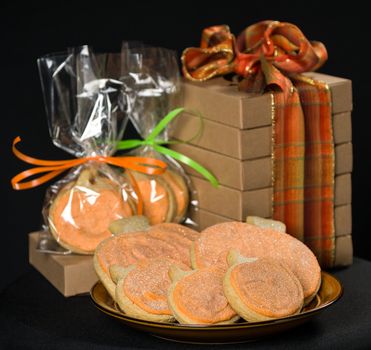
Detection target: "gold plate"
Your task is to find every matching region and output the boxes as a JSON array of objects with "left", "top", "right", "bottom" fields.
[{"left": 90, "top": 271, "right": 342, "bottom": 344}]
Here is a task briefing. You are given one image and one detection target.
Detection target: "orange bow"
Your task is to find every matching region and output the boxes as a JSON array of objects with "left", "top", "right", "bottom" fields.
[
  {"left": 182, "top": 21, "right": 328, "bottom": 94},
  {"left": 11, "top": 136, "right": 168, "bottom": 214}
]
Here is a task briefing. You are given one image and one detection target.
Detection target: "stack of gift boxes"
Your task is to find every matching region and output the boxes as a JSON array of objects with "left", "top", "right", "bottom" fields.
[{"left": 171, "top": 72, "right": 353, "bottom": 266}]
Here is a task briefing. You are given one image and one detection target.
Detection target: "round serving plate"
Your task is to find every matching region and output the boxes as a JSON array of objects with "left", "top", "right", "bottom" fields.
[{"left": 90, "top": 271, "right": 342, "bottom": 344}]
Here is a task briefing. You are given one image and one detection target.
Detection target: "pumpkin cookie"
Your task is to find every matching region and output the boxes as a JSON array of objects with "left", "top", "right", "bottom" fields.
[
  {"left": 167, "top": 265, "right": 239, "bottom": 325},
  {"left": 161, "top": 169, "right": 189, "bottom": 223},
  {"left": 223, "top": 250, "right": 304, "bottom": 321},
  {"left": 115, "top": 258, "right": 190, "bottom": 322},
  {"left": 48, "top": 168, "right": 133, "bottom": 254},
  {"left": 130, "top": 172, "right": 176, "bottom": 225},
  {"left": 192, "top": 222, "right": 321, "bottom": 305}
]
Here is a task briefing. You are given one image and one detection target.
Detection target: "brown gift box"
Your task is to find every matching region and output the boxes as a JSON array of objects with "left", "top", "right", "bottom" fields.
[
  {"left": 178, "top": 72, "right": 352, "bottom": 129},
  {"left": 172, "top": 114, "right": 352, "bottom": 162},
  {"left": 189, "top": 176, "right": 351, "bottom": 222},
  {"left": 29, "top": 232, "right": 98, "bottom": 297},
  {"left": 172, "top": 72, "right": 352, "bottom": 265},
  {"left": 171, "top": 143, "right": 352, "bottom": 191}
]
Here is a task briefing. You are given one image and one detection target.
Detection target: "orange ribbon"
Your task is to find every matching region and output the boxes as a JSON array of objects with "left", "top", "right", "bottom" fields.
[
  {"left": 182, "top": 21, "right": 327, "bottom": 94},
  {"left": 11, "top": 136, "right": 168, "bottom": 215}
]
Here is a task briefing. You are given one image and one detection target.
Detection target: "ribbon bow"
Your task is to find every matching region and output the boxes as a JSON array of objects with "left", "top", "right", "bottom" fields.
[
  {"left": 182, "top": 20, "right": 327, "bottom": 95},
  {"left": 12, "top": 137, "right": 169, "bottom": 215},
  {"left": 11, "top": 136, "right": 167, "bottom": 191},
  {"left": 117, "top": 107, "right": 219, "bottom": 187}
]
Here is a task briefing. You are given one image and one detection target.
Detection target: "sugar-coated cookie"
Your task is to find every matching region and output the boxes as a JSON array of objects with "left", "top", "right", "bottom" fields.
[
  {"left": 167, "top": 265, "right": 239, "bottom": 325},
  {"left": 192, "top": 222, "right": 321, "bottom": 305},
  {"left": 130, "top": 171, "right": 176, "bottom": 225},
  {"left": 161, "top": 169, "right": 189, "bottom": 223},
  {"left": 49, "top": 169, "right": 132, "bottom": 254},
  {"left": 223, "top": 250, "right": 304, "bottom": 321},
  {"left": 115, "top": 257, "right": 189, "bottom": 322}
]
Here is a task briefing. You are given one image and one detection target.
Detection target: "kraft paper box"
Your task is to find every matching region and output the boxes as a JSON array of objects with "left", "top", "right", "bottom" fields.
[
  {"left": 172, "top": 113, "right": 352, "bottom": 162},
  {"left": 29, "top": 232, "right": 98, "bottom": 297},
  {"left": 190, "top": 175, "right": 351, "bottom": 221},
  {"left": 178, "top": 72, "right": 352, "bottom": 129},
  {"left": 171, "top": 142, "right": 352, "bottom": 191}
]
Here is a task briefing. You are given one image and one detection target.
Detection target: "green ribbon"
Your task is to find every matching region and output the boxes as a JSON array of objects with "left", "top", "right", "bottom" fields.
[{"left": 116, "top": 107, "right": 219, "bottom": 187}]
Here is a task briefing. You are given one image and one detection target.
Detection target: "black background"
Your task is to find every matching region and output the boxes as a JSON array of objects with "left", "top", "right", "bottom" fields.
[{"left": 1, "top": 4, "right": 370, "bottom": 292}]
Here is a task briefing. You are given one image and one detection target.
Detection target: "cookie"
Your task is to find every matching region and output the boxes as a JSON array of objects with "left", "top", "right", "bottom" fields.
[
  {"left": 130, "top": 171, "right": 176, "bottom": 225},
  {"left": 192, "top": 222, "right": 321, "bottom": 305},
  {"left": 223, "top": 250, "right": 304, "bottom": 321},
  {"left": 167, "top": 265, "right": 239, "bottom": 325},
  {"left": 115, "top": 257, "right": 190, "bottom": 322},
  {"left": 161, "top": 169, "right": 189, "bottom": 223},
  {"left": 94, "top": 232, "right": 180, "bottom": 300},
  {"left": 48, "top": 168, "right": 132, "bottom": 254}
]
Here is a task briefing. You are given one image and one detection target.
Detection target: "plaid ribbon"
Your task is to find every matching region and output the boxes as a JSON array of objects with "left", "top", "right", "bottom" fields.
[{"left": 182, "top": 21, "right": 335, "bottom": 267}]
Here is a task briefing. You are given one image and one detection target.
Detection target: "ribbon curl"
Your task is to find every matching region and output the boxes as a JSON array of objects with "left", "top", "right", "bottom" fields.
[{"left": 182, "top": 20, "right": 327, "bottom": 95}]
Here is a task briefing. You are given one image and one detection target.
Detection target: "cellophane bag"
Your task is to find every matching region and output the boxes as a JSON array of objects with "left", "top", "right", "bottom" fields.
[
  {"left": 37, "top": 46, "right": 136, "bottom": 254},
  {"left": 120, "top": 44, "right": 194, "bottom": 226}
]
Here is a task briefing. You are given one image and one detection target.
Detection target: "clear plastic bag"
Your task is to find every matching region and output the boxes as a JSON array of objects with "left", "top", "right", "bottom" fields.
[
  {"left": 37, "top": 46, "right": 137, "bottom": 254},
  {"left": 119, "top": 44, "right": 194, "bottom": 225}
]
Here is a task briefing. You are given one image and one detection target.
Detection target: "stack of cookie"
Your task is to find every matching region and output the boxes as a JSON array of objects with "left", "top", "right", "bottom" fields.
[
  {"left": 127, "top": 169, "right": 189, "bottom": 225},
  {"left": 94, "top": 221, "right": 321, "bottom": 324}
]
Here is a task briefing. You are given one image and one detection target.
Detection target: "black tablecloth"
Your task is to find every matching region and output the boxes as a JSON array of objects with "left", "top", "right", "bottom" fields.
[{"left": 1, "top": 258, "right": 371, "bottom": 350}]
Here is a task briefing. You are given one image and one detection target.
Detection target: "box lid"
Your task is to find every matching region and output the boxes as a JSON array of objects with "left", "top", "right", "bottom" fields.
[{"left": 183, "top": 72, "right": 352, "bottom": 129}]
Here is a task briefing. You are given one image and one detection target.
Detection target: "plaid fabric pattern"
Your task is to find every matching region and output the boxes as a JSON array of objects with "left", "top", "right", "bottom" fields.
[
  {"left": 272, "top": 77, "right": 335, "bottom": 267},
  {"left": 182, "top": 21, "right": 335, "bottom": 267},
  {"left": 298, "top": 77, "right": 334, "bottom": 266},
  {"left": 272, "top": 90, "right": 305, "bottom": 241}
]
